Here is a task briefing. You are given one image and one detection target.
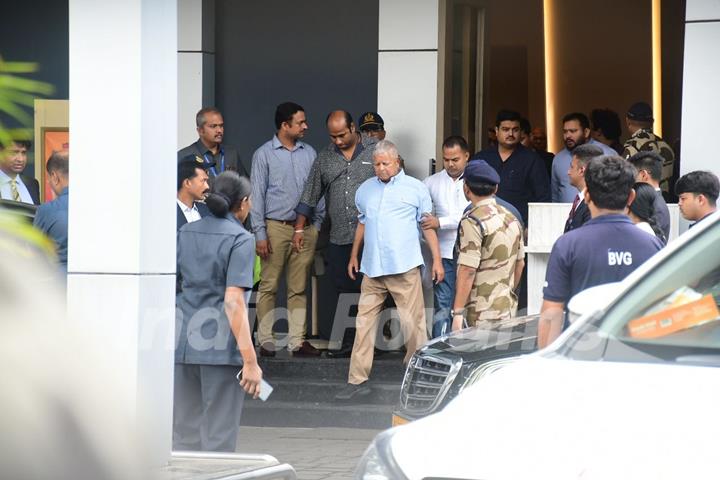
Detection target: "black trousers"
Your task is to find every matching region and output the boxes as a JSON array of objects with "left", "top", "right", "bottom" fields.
[
  {"left": 325, "top": 243, "right": 362, "bottom": 347},
  {"left": 326, "top": 242, "right": 363, "bottom": 293}
]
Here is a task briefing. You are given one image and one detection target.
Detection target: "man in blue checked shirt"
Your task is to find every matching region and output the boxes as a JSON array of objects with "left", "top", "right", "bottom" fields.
[
  {"left": 335, "top": 140, "right": 444, "bottom": 401},
  {"left": 250, "top": 102, "right": 325, "bottom": 358}
]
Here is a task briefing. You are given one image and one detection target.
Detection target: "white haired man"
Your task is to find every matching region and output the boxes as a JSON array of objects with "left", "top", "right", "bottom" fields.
[{"left": 336, "top": 140, "right": 444, "bottom": 400}]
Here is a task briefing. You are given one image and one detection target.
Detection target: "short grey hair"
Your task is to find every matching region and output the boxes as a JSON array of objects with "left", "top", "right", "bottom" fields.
[
  {"left": 373, "top": 139, "right": 400, "bottom": 160},
  {"left": 196, "top": 107, "right": 222, "bottom": 128}
]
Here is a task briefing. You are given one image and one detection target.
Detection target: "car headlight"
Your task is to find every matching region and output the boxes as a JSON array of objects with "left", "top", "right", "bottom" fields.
[
  {"left": 354, "top": 429, "right": 408, "bottom": 480},
  {"left": 459, "top": 357, "right": 519, "bottom": 394}
]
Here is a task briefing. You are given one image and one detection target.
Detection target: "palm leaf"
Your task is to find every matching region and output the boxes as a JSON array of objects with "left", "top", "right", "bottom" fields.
[
  {"left": 0, "top": 99, "right": 33, "bottom": 126},
  {"left": 0, "top": 60, "right": 41, "bottom": 74},
  {"left": 0, "top": 75, "right": 55, "bottom": 96}
]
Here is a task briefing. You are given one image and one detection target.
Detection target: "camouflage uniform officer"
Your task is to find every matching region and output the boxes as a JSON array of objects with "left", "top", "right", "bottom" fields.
[
  {"left": 623, "top": 102, "right": 675, "bottom": 193},
  {"left": 451, "top": 160, "right": 525, "bottom": 332}
]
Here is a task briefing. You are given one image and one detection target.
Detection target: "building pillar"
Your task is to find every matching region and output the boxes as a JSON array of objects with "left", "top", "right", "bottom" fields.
[
  {"left": 67, "top": 0, "right": 177, "bottom": 467},
  {"left": 377, "top": 0, "right": 439, "bottom": 178},
  {"left": 178, "top": 0, "right": 215, "bottom": 148},
  {"left": 681, "top": 1, "right": 720, "bottom": 177}
]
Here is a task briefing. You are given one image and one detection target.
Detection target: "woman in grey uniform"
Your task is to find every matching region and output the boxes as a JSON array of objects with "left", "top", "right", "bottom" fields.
[{"left": 174, "top": 171, "right": 262, "bottom": 452}]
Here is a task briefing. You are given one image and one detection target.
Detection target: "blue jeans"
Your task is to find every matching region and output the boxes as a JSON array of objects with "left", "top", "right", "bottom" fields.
[{"left": 432, "top": 258, "right": 457, "bottom": 338}]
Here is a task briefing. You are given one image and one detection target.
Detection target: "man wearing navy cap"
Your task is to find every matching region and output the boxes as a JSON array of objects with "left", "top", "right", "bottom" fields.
[
  {"left": 450, "top": 160, "right": 525, "bottom": 332},
  {"left": 622, "top": 101, "right": 675, "bottom": 194},
  {"left": 358, "top": 112, "right": 386, "bottom": 141}
]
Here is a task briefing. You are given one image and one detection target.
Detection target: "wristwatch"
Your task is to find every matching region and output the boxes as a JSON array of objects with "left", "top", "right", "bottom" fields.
[{"left": 450, "top": 308, "right": 465, "bottom": 317}]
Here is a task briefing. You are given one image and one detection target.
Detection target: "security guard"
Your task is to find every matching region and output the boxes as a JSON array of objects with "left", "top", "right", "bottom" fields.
[
  {"left": 358, "top": 111, "right": 386, "bottom": 141},
  {"left": 622, "top": 102, "right": 675, "bottom": 193},
  {"left": 451, "top": 160, "right": 525, "bottom": 332},
  {"left": 174, "top": 171, "right": 262, "bottom": 452}
]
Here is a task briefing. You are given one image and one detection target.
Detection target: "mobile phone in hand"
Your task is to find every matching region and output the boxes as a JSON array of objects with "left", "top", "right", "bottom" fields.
[{"left": 236, "top": 370, "right": 274, "bottom": 401}]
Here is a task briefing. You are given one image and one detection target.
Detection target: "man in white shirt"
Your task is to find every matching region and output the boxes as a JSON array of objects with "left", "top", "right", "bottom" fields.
[
  {"left": 421, "top": 136, "right": 471, "bottom": 337},
  {"left": 0, "top": 139, "right": 40, "bottom": 205},
  {"left": 177, "top": 155, "right": 212, "bottom": 230}
]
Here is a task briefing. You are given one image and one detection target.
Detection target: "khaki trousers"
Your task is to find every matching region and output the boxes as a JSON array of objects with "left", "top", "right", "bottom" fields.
[
  {"left": 348, "top": 267, "right": 428, "bottom": 385},
  {"left": 256, "top": 220, "right": 318, "bottom": 350}
]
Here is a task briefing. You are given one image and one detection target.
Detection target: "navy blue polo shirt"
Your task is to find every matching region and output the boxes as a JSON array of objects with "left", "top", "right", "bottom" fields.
[
  {"left": 471, "top": 145, "right": 550, "bottom": 224},
  {"left": 543, "top": 214, "right": 663, "bottom": 304}
]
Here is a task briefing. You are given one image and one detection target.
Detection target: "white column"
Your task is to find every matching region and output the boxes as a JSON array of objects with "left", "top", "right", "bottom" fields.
[
  {"left": 681, "top": 1, "right": 720, "bottom": 176},
  {"left": 178, "top": 0, "right": 215, "bottom": 148},
  {"left": 68, "top": 0, "right": 177, "bottom": 467},
  {"left": 378, "top": 0, "right": 439, "bottom": 179}
]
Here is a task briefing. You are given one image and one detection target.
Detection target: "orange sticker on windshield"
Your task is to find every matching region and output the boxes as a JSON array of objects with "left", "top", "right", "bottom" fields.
[{"left": 628, "top": 294, "right": 720, "bottom": 339}]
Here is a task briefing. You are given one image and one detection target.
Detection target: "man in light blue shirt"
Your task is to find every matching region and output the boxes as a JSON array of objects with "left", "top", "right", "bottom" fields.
[
  {"left": 551, "top": 112, "right": 617, "bottom": 202},
  {"left": 250, "top": 102, "right": 325, "bottom": 357},
  {"left": 33, "top": 150, "right": 69, "bottom": 276},
  {"left": 336, "top": 140, "right": 444, "bottom": 401}
]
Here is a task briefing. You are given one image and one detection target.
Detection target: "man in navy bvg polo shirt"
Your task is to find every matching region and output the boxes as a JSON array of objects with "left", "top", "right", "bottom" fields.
[{"left": 538, "top": 155, "right": 663, "bottom": 348}]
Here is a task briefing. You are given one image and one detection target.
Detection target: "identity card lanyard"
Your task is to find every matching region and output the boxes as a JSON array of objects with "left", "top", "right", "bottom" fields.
[{"left": 204, "top": 147, "right": 225, "bottom": 176}]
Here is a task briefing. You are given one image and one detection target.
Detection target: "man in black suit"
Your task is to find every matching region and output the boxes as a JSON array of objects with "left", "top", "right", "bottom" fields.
[
  {"left": 177, "top": 107, "right": 250, "bottom": 179},
  {"left": 0, "top": 140, "right": 40, "bottom": 205},
  {"left": 564, "top": 144, "right": 603, "bottom": 233},
  {"left": 177, "top": 155, "right": 213, "bottom": 230}
]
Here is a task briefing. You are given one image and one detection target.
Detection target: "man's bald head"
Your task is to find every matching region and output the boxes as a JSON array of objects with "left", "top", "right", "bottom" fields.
[
  {"left": 47, "top": 149, "right": 69, "bottom": 177},
  {"left": 326, "top": 110, "right": 358, "bottom": 151},
  {"left": 326, "top": 110, "right": 354, "bottom": 131},
  {"left": 46, "top": 149, "right": 70, "bottom": 196}
]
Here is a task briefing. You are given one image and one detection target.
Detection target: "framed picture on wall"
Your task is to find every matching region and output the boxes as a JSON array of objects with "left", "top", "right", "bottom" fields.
[
  {"left": 34, "top": 99, "right": 69, "bottom": 203},
  {"left": 40, "top": 127, "right": 69, "bottom": 202}
]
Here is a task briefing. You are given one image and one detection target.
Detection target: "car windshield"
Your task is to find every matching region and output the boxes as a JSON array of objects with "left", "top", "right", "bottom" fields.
[{"left": 570, "top": 220, "right": 720, "bottom": 366}]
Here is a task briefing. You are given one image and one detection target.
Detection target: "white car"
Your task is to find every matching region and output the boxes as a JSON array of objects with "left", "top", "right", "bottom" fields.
[{"left": 356, "top": 212, "right": 720, "bottom": 480}]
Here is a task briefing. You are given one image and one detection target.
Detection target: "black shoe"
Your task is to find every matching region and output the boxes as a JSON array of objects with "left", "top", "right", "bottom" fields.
[
  {"left": 382, "top": 320, "right": 393, "bottom": 340},
  {"left": 325, "top": 344, "right": 353, "bottom": 358},
  {"left": 259, "top": 343, "right": 276, "bottom": 358},
  {"left": 335, "top": 382, "right": 371, "bottom": 401},
  {"left": 291, "top": 341, "right": 321, "bottom": 357}
]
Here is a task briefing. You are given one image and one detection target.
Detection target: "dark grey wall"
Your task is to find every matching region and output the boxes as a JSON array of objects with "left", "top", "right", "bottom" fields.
[
  {"left": 215, "top": 0, "right": 379, "bottom": 163},
  {"left": 1, "top": 0, "right": 69, "bottom": 116}
]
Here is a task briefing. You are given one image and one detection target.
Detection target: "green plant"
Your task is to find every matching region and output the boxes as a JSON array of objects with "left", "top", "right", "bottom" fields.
[{"left": 0, "top": 55, "right": 55, "bottom": 146}]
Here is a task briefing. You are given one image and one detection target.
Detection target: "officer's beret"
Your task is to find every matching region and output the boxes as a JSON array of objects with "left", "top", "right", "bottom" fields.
[
  {"left": 179, "top": 153, "right": 215, "bottom": 170},
  {"left": 463, "top": 159, "right": 500, "bottom": 185},
  {"left": 358, "top": 112, "right": 385, "bottom": 131},
  {"left": 627, "top": 102, "right": 654, "bottom": 122}
]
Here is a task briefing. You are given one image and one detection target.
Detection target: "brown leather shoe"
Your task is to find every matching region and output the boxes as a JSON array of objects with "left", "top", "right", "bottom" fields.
[
  {"left": 291, "top": 341, "right": 321, "bottom": 357},
  {"left": 259, "top": 343, "right": 276, "bottom": 357}
]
